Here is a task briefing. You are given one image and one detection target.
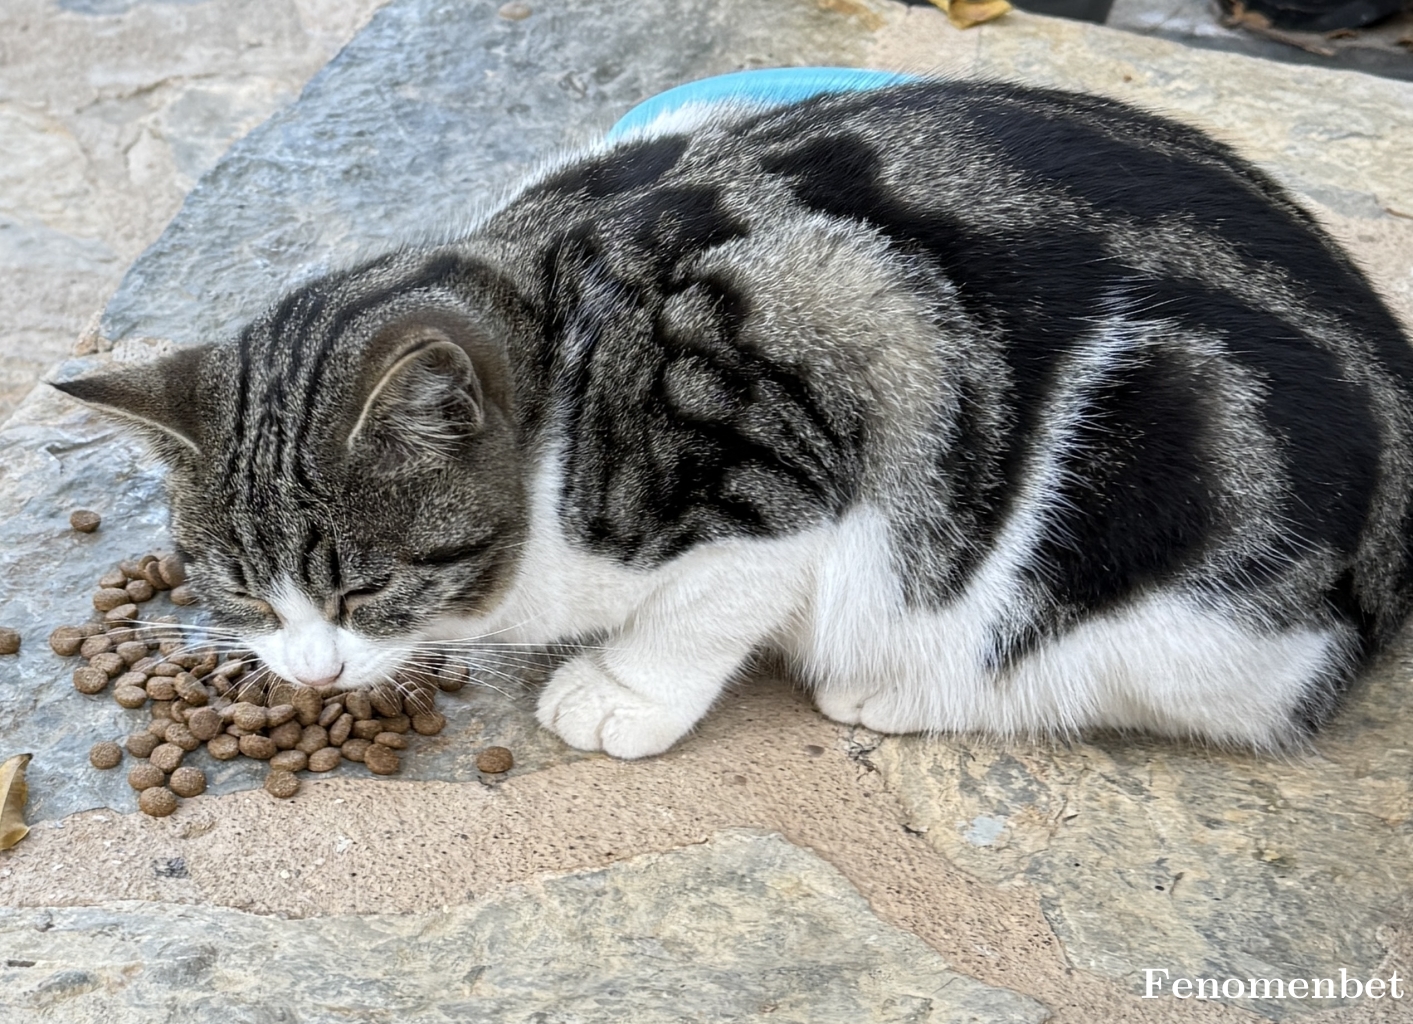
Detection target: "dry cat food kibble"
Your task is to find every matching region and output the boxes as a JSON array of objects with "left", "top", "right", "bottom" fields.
[
  {"left": 308, "top": 747, "right": 341, "bottom": 772},
  {"left": 0, "top": 629, "right": 19, "bottom": 656},
  {"left": 476, "top": 746, "right": 514, "bottom": 774},
  {"left": 59, "top": 548, "right": 484, "bottom": 816},
  {"left": 126, "top": 732, "right": 159, "bottom": 758},
  {"left": 138, "top": 786, "right": 178, "bottom": 817},
  {"left": 168, "top": 766, "right": 207, "bottom": 798},
  {"left": 127, "top": 762, "right": 164, "bottom": 791},
  {"left": 88, "top": 741, "right": 122, "bottom": 769},
  {"left": 69, "top": 509, "right": 101, "bottom": 533},
  {"left": 363, "top": 742, "right": 399, "bottom": 775},
  {"left": 72, "top": 666, "right": 109, "bottom": 695},
  {"left": 270, "top": 750, "right": 307, "bottom": 773},
  {"left": 149, "top": 742, "right": 185, "bottom": 774},
  {"left": 48, "top": 626, "right": 86, "bottom": 657},
  {"left": 264, "top": 770, "right": 299, "bottom": 798}
]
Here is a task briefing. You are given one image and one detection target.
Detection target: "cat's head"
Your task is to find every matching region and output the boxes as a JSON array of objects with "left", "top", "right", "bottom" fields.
[{"left": 55, "top": 251, "right": 528, "bottom": 690}]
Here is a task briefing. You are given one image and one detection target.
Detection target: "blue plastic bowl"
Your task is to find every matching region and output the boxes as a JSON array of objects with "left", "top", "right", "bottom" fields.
[{"left": 606, "top": 67, "right": 919, "bottom": 141}]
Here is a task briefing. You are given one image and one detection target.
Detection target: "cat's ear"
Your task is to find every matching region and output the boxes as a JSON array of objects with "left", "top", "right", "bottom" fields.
[
  {"left": 51, "top": 346, "right": 209, "bottom": 462},
  {"left": 348, "top": 329, "right": 485, "bottom": 467}
]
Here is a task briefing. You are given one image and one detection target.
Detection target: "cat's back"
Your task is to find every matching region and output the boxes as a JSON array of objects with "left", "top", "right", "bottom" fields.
[
  {"left": 488, "top": 78, "right": 1412, "bottom": 413},
  {"left": 478, "top": 79, "right": 1413, "bottom": 680},
  {"left": 493, "top": 81, "right": 1368, "bottom": 296}
]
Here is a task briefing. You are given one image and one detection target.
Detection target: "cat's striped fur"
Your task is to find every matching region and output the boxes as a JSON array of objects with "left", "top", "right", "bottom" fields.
[{"left": 59, "top": 80, "right": 1413, "bottom": 756}]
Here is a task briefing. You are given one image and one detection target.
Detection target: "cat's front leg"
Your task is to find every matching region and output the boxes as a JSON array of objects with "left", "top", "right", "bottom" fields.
[{"left": 535, "top": 538, "right": 814, "bottom": 759}]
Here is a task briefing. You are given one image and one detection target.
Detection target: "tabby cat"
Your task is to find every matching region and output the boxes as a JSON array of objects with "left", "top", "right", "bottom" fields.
[{"left": 58, "top": 79, "right": 1413, "bottom": 758}]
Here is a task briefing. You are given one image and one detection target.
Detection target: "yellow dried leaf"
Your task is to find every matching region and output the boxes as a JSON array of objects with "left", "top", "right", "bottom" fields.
[
  {"left": 929, "top": 0, "right": 1013, "bottom": 29},
  {"left": 0, "top": 753, "right": 33, "bottom": 851}
]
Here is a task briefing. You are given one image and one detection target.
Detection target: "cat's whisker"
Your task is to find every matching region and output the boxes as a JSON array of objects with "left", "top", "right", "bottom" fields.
[
  {"left": 122, "top": 617, "right": 234, "bottom": 634},
  {"left": 418, "top": 634, "right": 621, "bottom": 657},
  {"left": 426, "top": 620, "right": 541, "bottom": 645},
  {"left": 384, "top": 644, "right": 566, "bottom": 666},
  {"left": 123, "top": 618, "right": 252, "bottom": 645},
  {"left": 424, "top": 638, "right": 583, "bottom": 651},
  {"left": 391, "top": 654, "right": 531, "bottom": 698},
  {"left": 378, "top": 639, "right": 547, "bottom": 658},
  {"left": 363, "top": 659, "right": 520, "bottom": 705}
]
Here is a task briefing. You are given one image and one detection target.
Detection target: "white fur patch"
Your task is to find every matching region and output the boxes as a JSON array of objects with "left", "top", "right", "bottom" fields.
[
  {"left": 247, "top": 578, "right": 403, "bottom": 690},
  {"left": 429, "top": 447, "right": 1332, "bottom": 755},
  {"left": 798, "top": 505, "right": 1336, "bottom": 749}
]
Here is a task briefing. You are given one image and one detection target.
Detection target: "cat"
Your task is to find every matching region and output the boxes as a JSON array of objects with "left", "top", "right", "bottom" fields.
[{"left": 57, "top": 78, "right": 1413, "bottom": 758}]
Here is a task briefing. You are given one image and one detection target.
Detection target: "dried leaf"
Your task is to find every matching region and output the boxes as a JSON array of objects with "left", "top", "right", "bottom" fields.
[
  {"left": 1220, "top": 0, "right": 1272, "bottom": 29},
  {"left": 928, "top": 0, "right": 1012, "bottom": 29},
  {"left": 816, "top": 0, "right": 885, "bottom": 31},
  {"left": 0, "top": 753, "right": 33, "bottom": 851}
]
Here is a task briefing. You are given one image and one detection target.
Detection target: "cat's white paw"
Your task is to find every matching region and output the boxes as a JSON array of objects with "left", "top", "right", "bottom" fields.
[
  {"left": 815, "top": 684, "right": 925, "bottom": 734},
  {"left": 536, "top": 655, "right": 695, "bottom": 759},
  {"left": 813, "top": 685, "right": 872, "bottom": 726}
]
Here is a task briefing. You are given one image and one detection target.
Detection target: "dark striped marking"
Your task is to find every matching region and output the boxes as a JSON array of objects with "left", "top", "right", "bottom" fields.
[
  {"left": 1126, "top": 278, "right": 1389, "bottom": 651},
  {"left": 549, "top": 250, "right": 861, "bottom": 564},
  {"left": 760, "top": 132, "right": 1123, "bottom": 596},
  {"left": 960, "top": 95, "right": 1413, "bottom": 392},
  {"left": 615, "top": 184, "right": 752, "bottom": 281},
  {"left": 534, "top": 135, "right": 689, "bottom": 199},
  {"left": 1030, "top": 345, "right": 1217, "bottom": 612},
  {"left": 929, "top": 374, "right": 1013, "bottom": 592},
  {"left": 1131, "top": 280, "right": 1381, "bottom": 558}
]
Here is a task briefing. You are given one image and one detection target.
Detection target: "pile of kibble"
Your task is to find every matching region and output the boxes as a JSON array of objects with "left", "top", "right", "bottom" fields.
[{"left": 55, "top": 510, "right": 513, "bottom": 817}]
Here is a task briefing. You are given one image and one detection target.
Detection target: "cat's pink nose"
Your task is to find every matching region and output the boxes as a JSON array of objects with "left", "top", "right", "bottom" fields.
[{"left": 294, "top": 666, "right": 343, "bottom": 688}]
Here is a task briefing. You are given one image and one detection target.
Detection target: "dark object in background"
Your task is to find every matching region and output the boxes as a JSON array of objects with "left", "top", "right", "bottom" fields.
[
  {"left": 895, "top": 0, "right": 1116, "bottom": 23},
  {"left": 1228, "top": 0, "right": 1406, "bottom": 31},
  {"left": 1008, "top": 0, "right": 1115, "bottom": 22}
]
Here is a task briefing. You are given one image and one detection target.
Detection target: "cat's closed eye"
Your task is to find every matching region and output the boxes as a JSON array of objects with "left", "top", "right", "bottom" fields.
[
  {"left": 410, "top": 540, "right": 495, "bottom": 567},
  {"left": 338, "top": 586, "right": 386, "bottom": 617},
  {"left": 230, "top": 592, "right": 277, "bottom": 619}
]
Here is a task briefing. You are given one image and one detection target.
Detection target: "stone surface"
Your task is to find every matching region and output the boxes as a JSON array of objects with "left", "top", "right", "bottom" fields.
[
  {"left": 0, "top": 378, "right": 179, "bottom": 824},
  {"left": 870, "top": 636, "right": 1413, "bottom": 1020},
  {"left": 0, "top": 678, "right": 1118, "bottom": 1020},
  {"left": 0, "top": 829, "right": 1049, "bottom": 1023},
  {"left": 0, "top": 0, "right": 387, "bottom": 423},
  {"left": 1, "top": 670, "right": 1404, "bottom": 1020},
  {"left": 98, "top": 0, "right": 875, "bottom": 348}
]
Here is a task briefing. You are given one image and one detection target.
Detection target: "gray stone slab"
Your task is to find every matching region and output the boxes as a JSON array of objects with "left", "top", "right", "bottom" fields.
[
  {"left": 0, "top": 0, "right": 386, "bottom": 422},
  {"left": 0, "top": 379, "right": 174, "bottom": 825},
  {"left": 869, "top": 631, "right": 1413, "bottom": 1020},
  {"left": 99, "top": 0, "right": 871, "bottom": 348},
  {"left": 0, "top": 829, "right": 1050, "bottom": 1023}
]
